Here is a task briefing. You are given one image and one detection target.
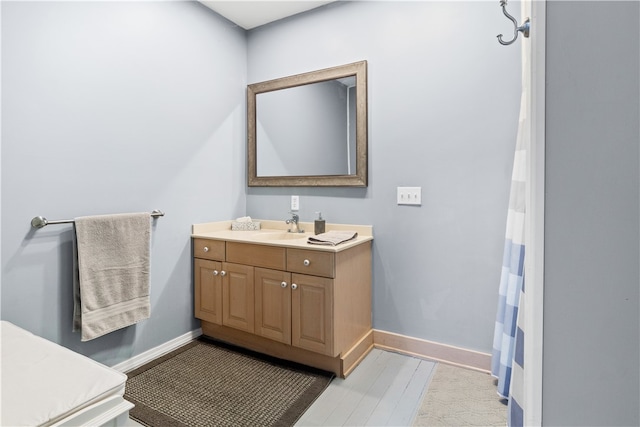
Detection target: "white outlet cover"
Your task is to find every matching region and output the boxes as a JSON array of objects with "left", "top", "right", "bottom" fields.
[{"left": 291, "top": 195, "right": 300, "bottom": 210}]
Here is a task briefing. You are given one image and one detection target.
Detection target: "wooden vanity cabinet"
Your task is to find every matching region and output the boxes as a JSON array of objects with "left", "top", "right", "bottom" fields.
[
  {"left": 254, "top": 268, "right": 333, "bottom": 355},
  {"left": 194, "top": 258, "right": 222, "bottom": 325},
  {"left": 194, "top": 257, "right": 255, "bottom": 334},
  {"left": 254, "top": 268, "right": 291, "bottom": 345},
  {"left": 193, "top": 239, "right": 255, "bottom": 333},
  {"left": 193, "top": 237, "right": 372, "bottom": 377},
  {"left": 291, "top": 273, "right": 333, "bottom": 355},
  {"left": 222, "top": 263, "right": 254, "bottom": 334}
]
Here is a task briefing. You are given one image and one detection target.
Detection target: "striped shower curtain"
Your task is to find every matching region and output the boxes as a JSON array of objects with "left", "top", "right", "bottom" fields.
[
  {"left": 492, "top": 92, "right": 526, "bottom": 424},
  {"left": 492, "top": 90, "right": 528, "bottom": 425}
]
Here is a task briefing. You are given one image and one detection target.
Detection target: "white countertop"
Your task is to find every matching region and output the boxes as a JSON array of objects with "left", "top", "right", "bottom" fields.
[{"left": 192, "top": 220, "right": 373, "bottom": 252}]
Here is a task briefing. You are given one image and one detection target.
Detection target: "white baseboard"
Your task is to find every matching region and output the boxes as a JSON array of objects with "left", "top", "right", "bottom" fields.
[
  {"left": 373, "top": 329, "right": 491, "bottom": 373},
  {"left": 111, "top": 327, "right": 489, "bottom": 374},
  {"left": 111, "top": 328, "right": 202, "bottom": 373}
]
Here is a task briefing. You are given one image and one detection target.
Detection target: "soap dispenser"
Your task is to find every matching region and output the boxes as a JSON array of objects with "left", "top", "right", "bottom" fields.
[{"left": 314, "top": 212, "right": 325, "bottom": 235}]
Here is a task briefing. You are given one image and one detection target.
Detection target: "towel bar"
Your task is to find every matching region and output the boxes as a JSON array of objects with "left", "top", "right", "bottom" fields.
[{"left": 31, "top": 210, "right": 165, "bottom": 229}]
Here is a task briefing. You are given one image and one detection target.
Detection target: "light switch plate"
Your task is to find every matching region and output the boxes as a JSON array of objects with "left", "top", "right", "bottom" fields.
[{"left": 397, "top": 187, "right": 421, "bottom": 205}]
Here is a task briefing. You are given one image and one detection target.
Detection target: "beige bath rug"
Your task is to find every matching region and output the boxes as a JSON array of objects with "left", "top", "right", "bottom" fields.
[{"left": 413, "top": 363, "right": 507, "bottom": 426}]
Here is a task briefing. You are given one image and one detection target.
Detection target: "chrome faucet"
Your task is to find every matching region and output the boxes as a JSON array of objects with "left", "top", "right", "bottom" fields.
[{"left": 286, "top": 212, "right": 304, "bottom": 233}]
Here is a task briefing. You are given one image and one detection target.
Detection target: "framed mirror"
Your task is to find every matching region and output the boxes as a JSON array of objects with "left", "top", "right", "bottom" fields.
[{"left": 247, "top": 60, "right": 367, "bottom": 187}]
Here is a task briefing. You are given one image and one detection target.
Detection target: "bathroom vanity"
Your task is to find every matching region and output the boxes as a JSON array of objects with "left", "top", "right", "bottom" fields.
[{"left": 191, "top": 220, "right": 373, "bottom": 377}]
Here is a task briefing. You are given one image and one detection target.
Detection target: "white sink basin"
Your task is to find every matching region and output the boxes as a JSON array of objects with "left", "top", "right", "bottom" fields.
[{"left": 253, "top": 232, "right": 308, "bottom": 241}]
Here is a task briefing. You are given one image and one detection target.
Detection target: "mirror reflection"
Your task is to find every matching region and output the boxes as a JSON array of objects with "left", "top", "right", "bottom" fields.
[
  {"left": 247, "top": 61, "right": 367, "bottom": 187},
  {"left": 256, "top": 76, "right": 356, "bottom": 177}
]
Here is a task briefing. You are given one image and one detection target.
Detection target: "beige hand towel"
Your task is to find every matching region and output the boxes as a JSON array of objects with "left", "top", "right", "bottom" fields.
[
  {"left": 307, "top": 230, "right": 358, "bottom": 246},
  {"left": 73, "top": 213, "right": 151, "bottom": 341}
]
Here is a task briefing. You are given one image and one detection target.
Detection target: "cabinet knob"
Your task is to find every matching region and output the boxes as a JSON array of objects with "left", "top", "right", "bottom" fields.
[
  {"left": 281, "top": 281, "right": 287, "bottom": 288},
  {"left": 203, "top": 246, "right": 209, "bottom": 252},
  {"left": 213, "top": 270, "right": 219, "bottom": 276},
  {"left": 291, "top": 283, "right": 298, "bottom": 290},
  {"left": 303, "top": 259, "right": 310, "bottom": 266},
  {"left": 220, "top": 271, "right": 227, "bottom": 277}
]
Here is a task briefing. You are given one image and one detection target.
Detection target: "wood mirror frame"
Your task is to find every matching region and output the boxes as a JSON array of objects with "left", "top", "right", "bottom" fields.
[{"left": 247, "top": 60, "right": 368, "bottom": 187}]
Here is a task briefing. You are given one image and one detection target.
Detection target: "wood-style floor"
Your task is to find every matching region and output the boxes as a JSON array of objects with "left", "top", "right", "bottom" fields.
[
  {"left": 129, "top": 348, "right": 436, "bottom": 427},
  {"left": 296, "top": 348, "right": 436, "bottom": 426}
]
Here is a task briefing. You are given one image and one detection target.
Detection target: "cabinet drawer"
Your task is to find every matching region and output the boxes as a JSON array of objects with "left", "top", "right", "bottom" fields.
[
  {"left": 226, "top": 242, "right": 286, "bottom": 270},
  {"left": 193, "top": 238, "right": 225, "bottom": 261},
  {"left": 287, "top": 249, "right": 334, "bottom": 278}
]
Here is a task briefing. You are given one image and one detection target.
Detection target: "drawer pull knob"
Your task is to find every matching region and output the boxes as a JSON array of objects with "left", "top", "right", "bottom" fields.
[
  {"left": 203, "top": 246, "right": 209, "bottom": 252},
  {"left": 213, "top": 270, "right": 219, "bottom": 276},
  {"left": 303, "top": 259, "right": 310, "bottom": 266},
  {"left": 281, "top": 281, "right": 287, "bottom": 288},
  {"left": 291, "top": 283, "right": 298, "bottom": 290},
  {"left": 220, "top": 271, "right": 227, "bottom": 277}
]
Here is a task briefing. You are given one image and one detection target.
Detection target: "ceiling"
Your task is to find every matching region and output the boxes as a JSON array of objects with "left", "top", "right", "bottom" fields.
[{"left": 199, "top": 1, "right": 337, "bottom": 30}]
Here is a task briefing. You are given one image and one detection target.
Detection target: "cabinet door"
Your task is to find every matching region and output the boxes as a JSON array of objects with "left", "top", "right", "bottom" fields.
[
  {"left": 222, "top": 262, "right": 255, "bottom": 333},
  {"left": 291, "top": 273, "right": 334, "bottom": 356},
  {"left": 194, "top": 258, "right": 222, "bottom": 324},
  {"left": 255, "top": 268, "right": 292, "bottom": 345}
]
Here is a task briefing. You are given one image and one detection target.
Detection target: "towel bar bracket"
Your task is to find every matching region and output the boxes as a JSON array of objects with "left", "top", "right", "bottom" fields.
[{"left": 31, "top": 210, "right": 165, "bottom": 229}]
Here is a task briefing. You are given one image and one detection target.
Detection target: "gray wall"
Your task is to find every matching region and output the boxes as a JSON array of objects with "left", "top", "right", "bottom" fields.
[
  {"left": 246, "top": 1, "right": 521, "bottom": 352},
  {"left": 543, "top": 1, "right": 640, "bottom": 425},
  {"left": 1, "top": 0, "right": 521, "bottom": 366},
  {"left": 1, "top": 1, "right": 247, "bottom": 365},
  {"left": 3, "top": 2, "right": 638, "bottom": 424}
]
